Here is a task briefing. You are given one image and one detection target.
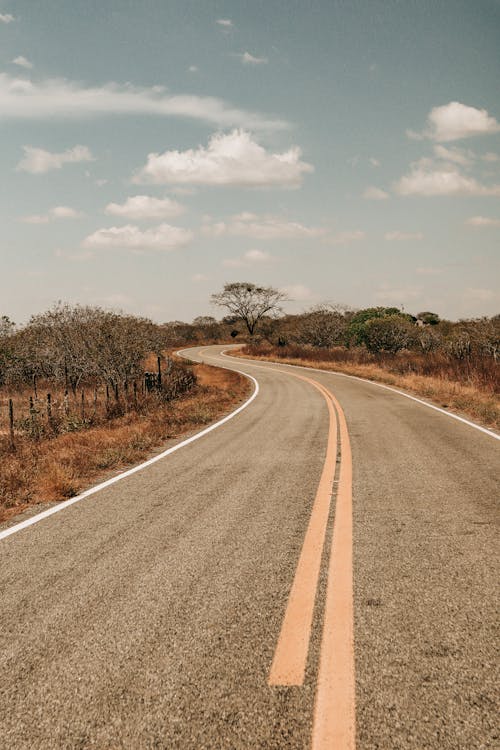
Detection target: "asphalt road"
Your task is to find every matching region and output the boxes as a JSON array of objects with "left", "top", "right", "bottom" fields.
[{"left": 0, "top": 345, "right": 498, "bottom": 749}]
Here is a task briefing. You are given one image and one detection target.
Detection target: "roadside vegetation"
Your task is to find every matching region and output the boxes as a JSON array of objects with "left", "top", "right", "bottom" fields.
[
  {"left": 0, "top": 304, "right": 249, "bottom": 523},
  {"left": 228, "top": 303, "right": 499, "bottom": 430},
  {"left": 2, "top": 292, "right": 498, "bottom": 521}
]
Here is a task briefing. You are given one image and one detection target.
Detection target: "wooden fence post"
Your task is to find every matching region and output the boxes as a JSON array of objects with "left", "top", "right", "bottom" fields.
[
  {"left": 46, "top": 393, "right": 52, "bottom": 422},
  {"left": 9, "top": 398, "right": 15, "bottom": 450},
  {"left": 157, "top": 356, "right": 162, "bottom": 390}
]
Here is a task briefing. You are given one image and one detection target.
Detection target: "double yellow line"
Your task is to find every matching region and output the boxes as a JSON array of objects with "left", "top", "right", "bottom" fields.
[{"left": 267, "top": 372, "right": 355, "bottom": 750}]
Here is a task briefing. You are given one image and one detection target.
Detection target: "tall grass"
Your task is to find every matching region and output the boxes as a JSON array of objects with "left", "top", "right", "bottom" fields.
[{"left": 0, "top": 364, "right": 249, "bottom": 524}]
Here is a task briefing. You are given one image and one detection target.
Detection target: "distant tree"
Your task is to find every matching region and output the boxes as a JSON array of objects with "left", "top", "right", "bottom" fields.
[
  {"left": 0, "top": 315, "right": 15, "bottom": 339},
  {"left": 295, "top": 304, "right": 351, "bottom": 348},
  {"left": 211, "top": 282, "right": 288, "bottom": 336},
  {"left": 417, "top": 311, "right": 440, "bottom": 326},
  {"left": 363, "top": 315, "right": 416, "bottom": 353},
  {"left": 346, "top": 307, "right": 411, "bottom": 347}
]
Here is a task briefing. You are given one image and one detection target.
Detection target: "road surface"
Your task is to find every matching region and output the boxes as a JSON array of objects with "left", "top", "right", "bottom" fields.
[{"left": 0, "top": 345, "right": 498, "bottom": 749}]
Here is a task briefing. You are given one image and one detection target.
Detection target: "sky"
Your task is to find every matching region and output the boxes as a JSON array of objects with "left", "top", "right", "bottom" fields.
[{"left": 1, "top": 0, "right": 499, "bottom": 324}]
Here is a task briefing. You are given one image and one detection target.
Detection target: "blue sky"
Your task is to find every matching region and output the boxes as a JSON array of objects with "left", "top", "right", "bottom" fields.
[{"left": 1, "top": 0, "right": 499, "bottom": 323}]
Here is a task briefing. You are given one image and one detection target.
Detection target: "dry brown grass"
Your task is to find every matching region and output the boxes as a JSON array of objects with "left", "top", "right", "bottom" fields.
[
  {"left": 231, "top": 346, "right": 499, "bottom": 431},
  {"left": 0, "top": 364, "right": 250, "bottom": 524}
]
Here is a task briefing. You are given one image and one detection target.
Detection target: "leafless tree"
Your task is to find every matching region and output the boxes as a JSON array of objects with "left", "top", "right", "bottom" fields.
[{"left": 211, "top": 282, "right": 288, "bottom": 336}]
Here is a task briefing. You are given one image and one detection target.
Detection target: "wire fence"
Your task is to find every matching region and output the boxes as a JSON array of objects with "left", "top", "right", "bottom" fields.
[{"left": 0, "top": 361, "right": 196, "bottom": 452}]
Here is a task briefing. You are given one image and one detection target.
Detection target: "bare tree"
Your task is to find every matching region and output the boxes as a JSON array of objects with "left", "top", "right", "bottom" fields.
[{"left": 211, "top": 282, "right": 288, "bottom": 336}]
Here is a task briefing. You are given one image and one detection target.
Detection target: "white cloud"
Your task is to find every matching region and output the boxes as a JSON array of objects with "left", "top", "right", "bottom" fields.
[
  {"left": 375, "top": 285, "right": 422, "bottom": 302},
  {"left": 17, "top": 144, "right": 95, "bottom": 174},
  {"left": 203, "top": 212, "right": 324, "bottom": 239},
  {"left": 95, "top": 178, "right": 108, "bottom": 187},
  {"left": 280, "top": 284, "right": 313, "bottom": 301},
  {"left": 21, "top": 214, "right": 50, "bottom": 224},
  {"left": 433, "top": 144, "right": 474, "bottom": 166},
  {"left": 328, "top": 230, "right": 366, "bottom": 245},
  {"left": 369, "top": 157, "right": 380, "bottom": 167},
  {"left": 21, "top": 206, "right": 83, "bottom": 223},
  {"left": 466, "top": 215, "right": 500, "bottom": 227},
  {"left": 222, "top": 249, "right": 275, "bottom": 268},
  {"left": 134, "top": 130, "right": 313, "bottom": 188},
  {"left": 12, "top": 56, "right": 33, "bottom": 69},
  {"left": 463, "top": 287, "right": 494, "bottom": 302},
  {"left": 0, "top": 13, "right": 14, "bottom": 23},
  {"left": 82, "top": 223, "right": 193, "bottom": 252},
  {"left": 188, "top": 65, "right": 198, "bottom": 73},
  {"left": 384, "top": 230, "right": 424, "bottom": 241},
  {"left": 395, "top": 160, "right": 500, "bottom": 196},
  {"left": 415, "top": 266, "right": 444, "bottom": 275},
  {"left": 192, "top": 273, "right": 209, "bottom": 282},
  {"left": 50, "top": 206, "right": 83, "bottom": 218},
  {"left": 482, "top": 152, "right": 499, "bottom": 163},
  {"left": 105, "top": 195, "right": 185, "bottom": 221},
  {"left": 216, "top": 19, "right": 233, "bottom": 27},
  {"left": 0, "top": 73, "right": 288, "bottom": 131},
  {"left": 410, "top": 101, "right": 500, "bottom": 142},
  {"left": 54, "top": 248, "right": 94, "bottom": 262},
  {"left": 363, "top": 186, "right": 388, "bottom": 200},
  {"left": 240, "top": 52, "right": 268, "bottom": 65},
  {"left": 171, "top": 186, "right": 197, "bottom": 196}
]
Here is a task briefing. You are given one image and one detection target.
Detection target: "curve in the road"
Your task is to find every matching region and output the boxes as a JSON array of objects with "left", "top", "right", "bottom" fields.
[{"left": 0, "top": 363, "right": 259, "bottom": 542}]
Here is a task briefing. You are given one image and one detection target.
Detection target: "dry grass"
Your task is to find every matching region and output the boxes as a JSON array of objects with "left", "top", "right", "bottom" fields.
[
  {"left": 232, "top": 346, "right": 499, "bottom": 431},
  {"left": 0, "top": 364, "right": 250, "bottom": 524}
]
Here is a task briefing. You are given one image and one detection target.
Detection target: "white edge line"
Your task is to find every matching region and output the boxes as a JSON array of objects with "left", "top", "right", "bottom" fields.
[
  {"left": 220, "top": 350, "right": 499, "bottom": 441},
  {"left": 0, "top": 353, "right": 259, "bottom": 542}
]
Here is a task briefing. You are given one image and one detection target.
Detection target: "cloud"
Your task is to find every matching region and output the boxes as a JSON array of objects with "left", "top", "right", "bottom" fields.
[
  {"left": 415, "top": 266, "right": 444, "bottom": 275},
  {"left": 369, "top": 157, "right": 380, "bottom": 167},
  {"left": 192, "top": 273, "right": 209, "bottom": 282},
  {"left": 433, "top": 144, "right": 474, "bottom": 166},
  {"left": 395, "top": 160, "right": 500, "bottom": 196},
  {"left": 466, "top": 215, "right": 500, "bottom": 227},
  {"left": 12, "top": 56, "right": 33, "bottom": 69},
  {"left": 54, "top": 248, "right": 95, "bottom": 262},
  {"left": 203, "top": 212, "right": 324, "bottom": 239},
  {"left": 409, "top": 101, "right": 500, "bottom": 142},
  {"left": 0, "top": 13, "right": 14, "bottom": 23},
  {"left": 216, "top": 19, "right": 233, "bottom": 27},
  {"left": 17, "top": 144, "right": 95, "bottom": 174},
  {"left": 222, "top": 249, "right": 275, "bottom": 268},
  {"left": 21, "top": 214, "right": 49, "bottom": 224},
  {"left": 375, "top": 285, "right": 422, "bottom": 302},
  {"left": 0, "top": 73, "right": 288, "bottom": 131},
  {"left": 482, "top": 152, "right": 499, "bottom": 163},
  {"left": 280, "top": 284, "right": 313, "bottom": 301},
  {"left": 240, "top": 52, "right": 268, "bottom": 65},
  {"left": 171, "top": 186, "right": 196, "bottom": 196},
  {"left": 363, "top": 186, "right": 388, "bottom": 200},
  {"left": 463, "top": 287, "right": 494, "bottom": 302},
  {"left": 328, "top": 230, "right": 366, "bottom": 245},
  {"left": 51, "top": 206, "right": 83, "bottom": 218},
  {"left": 82, "top": 223, "right": 193, "bottom": 251},
  {"left": 105, "top": 195, "right": 185, "bottom": 220},
  {"left": 21, "top": 206, "right": 83, "bottom": 223},
  {"left": 188, "top": 65, "right": 198, "bottom": 73},
  {"left": 384, "top": 231, "right": 424, "bottom": 241},
  {"left": 134, "top": 130, "right": 313, "bottom": 188}
]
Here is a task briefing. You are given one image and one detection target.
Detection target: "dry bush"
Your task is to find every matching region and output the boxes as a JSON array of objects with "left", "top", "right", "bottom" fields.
[
  {"left": 0, "top": 364, "right": 250, "bottom": 523},
  {"left": 237, "top": 344, "right": 499, "bottom": 430}
]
